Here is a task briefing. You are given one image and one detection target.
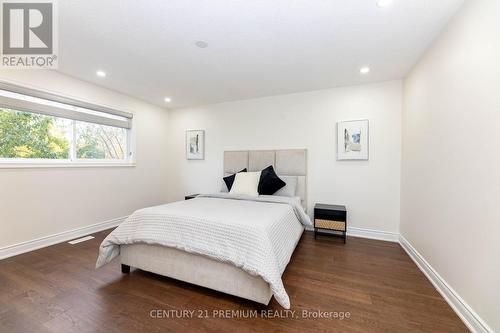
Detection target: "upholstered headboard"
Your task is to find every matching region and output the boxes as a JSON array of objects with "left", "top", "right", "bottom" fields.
[{"left": 224, "top": 149, "right": 307, "bottom": 208}]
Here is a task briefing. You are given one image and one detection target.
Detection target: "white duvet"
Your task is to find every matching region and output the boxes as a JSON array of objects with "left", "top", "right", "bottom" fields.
[{"left": 96, "top": 193, "right": 312, "bottom": 309}]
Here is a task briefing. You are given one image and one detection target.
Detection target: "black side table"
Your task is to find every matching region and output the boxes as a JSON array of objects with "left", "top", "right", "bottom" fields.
[{"left": 314, "top": 204, "right": 347, "bottom": 243}]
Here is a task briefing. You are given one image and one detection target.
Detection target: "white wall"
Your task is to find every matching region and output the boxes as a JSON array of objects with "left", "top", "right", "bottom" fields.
[
  {"left": 0, "top": 70, "right": 170, "bottom": 248},
  {"left": 401, "top": 0, "right": 499, "bottom": 331},
  {"left": 167, "top": 80, "right": 402, "bottom": 233}
]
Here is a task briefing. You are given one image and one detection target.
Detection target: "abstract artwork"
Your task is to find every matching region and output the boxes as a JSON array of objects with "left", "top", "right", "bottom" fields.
[
  {"left": 337, "top": 120, "right": 369, "bottom": 160},
  {"left": 186, "top": 130, "right": 205, "bottom": 160}
]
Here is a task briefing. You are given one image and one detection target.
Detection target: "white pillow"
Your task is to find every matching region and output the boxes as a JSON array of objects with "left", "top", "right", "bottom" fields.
[
  {"left": 274, "top": 176, "right": 298, "bottom": 197},
  {"left": 230, "top": 171, "right": 262, "bottom": 197}
]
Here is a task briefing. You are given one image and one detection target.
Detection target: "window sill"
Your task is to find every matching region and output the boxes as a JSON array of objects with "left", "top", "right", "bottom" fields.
[{"left": 0, "top": 161, "right": 136, "bottom": 169}]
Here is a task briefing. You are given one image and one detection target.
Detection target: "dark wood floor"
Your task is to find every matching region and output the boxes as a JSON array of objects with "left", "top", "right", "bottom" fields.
[{"left": 0, "top": 230, "right": 467, "bottom": 333}]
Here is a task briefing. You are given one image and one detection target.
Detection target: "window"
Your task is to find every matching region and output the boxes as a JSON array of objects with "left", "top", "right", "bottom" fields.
[
  {"left": 0, "top": 83, "right": 133, "bottom": 166},
  {"left": 0, "top": 108, "right": 71, "bottom": 159},
  {"left": 75, "top": 121, "right": 127, "bottom": 160}
]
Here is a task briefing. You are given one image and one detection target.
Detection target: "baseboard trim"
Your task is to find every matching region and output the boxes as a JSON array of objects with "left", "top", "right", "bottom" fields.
[
  {"left": 399, "top": 235, "right": 492, "bottom": 333},
  {"left": 0, "top": 216, "right": 126, "bottom": 260},
  {"left": 347, "top": 226, "right": 399, "bottom": 242},
  {"left": 305, "top": 225, "right": 400, "bottom": 243}
]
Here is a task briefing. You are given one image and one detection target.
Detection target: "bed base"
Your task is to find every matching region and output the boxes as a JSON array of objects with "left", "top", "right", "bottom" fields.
[{"left": 120, "top": 244, "right": 273, "bottom": 305}]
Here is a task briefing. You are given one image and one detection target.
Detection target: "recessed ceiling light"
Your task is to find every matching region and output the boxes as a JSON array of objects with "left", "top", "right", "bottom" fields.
[
  {"left": 195, "top": 41, "right": 208, "bottom": 48},
  {"left": 96, "top": 70, "right": 106, "bottom": 77},
  {"left": 377, "top": 0, "right": 393, "bottom": 8},
  {"left": 360, "top": 67, "right": 371, "bottom": 74},
  {"left": 164, "top": 97, "right": 172, "bottom": 103}
]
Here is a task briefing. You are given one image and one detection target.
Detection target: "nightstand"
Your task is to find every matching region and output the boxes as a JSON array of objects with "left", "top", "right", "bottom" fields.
[
  {"left": 314, "top": 204, "right": 347, "bottom": 243},
  {"left": 185, "top": 194, "right": 199, "bottom": 200}
]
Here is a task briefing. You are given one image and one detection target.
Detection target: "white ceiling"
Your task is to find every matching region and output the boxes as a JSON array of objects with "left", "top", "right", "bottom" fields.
[{"left": 57, "top": 0, "right": 464, "bottom": 109}]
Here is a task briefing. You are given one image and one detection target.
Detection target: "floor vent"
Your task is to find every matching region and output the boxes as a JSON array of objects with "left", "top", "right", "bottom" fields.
[{"left": 68, "top": 236, "right": 95, "bottom": 245}]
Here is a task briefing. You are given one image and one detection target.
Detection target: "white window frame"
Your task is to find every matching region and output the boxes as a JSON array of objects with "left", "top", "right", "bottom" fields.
[{"left": 0, "top": 82, "right": 135, "bottom": 168}]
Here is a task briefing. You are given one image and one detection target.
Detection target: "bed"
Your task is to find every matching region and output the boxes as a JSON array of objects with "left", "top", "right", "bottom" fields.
[{"left": 96, "top": 149, "right": 309, "bottom": 309}]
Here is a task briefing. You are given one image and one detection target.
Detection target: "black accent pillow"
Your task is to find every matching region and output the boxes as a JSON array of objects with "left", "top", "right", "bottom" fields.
[
  {"left": 258, "top": 165, "right": 286, "bottom": 195},
  {"left": 223, "top": 168, "right": 247, "bottom": 191}
]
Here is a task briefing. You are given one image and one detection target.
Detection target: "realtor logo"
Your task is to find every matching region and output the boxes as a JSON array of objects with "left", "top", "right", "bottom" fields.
[{"left": 1, "top": 0, "right": 58, "bottom": 68}]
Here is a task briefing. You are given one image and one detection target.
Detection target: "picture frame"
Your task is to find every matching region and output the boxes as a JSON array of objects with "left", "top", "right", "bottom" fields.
[
  {"left": 186, "top": 130, "right": 205, "bottom": 160},
  {"left": 337, "top": 120, "right": 369, "bottom": 160}
]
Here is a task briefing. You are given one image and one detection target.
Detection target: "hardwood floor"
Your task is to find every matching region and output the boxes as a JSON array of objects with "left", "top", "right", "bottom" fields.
[{"left": 0, "top": 230, "right": 468, "bottom": 333}]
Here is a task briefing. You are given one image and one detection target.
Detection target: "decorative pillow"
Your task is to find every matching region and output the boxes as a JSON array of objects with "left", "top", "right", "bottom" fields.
[
  {"left": 258, "top": 165, "right": 286, "bottom": 195},
  {"left": 229, "top": 171, "right": 262, "bottom": 197},
  {"left": 223, "top": 168, "right": 247, "bottom": 191},
  {"left": 274, "top": 176, "right": 298, "bottom": 197}
]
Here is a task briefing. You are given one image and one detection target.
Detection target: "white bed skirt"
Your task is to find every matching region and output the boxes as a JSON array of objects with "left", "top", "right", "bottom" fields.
[{"left": 121, "top": 244, "right": 273, "bottom": 305}]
